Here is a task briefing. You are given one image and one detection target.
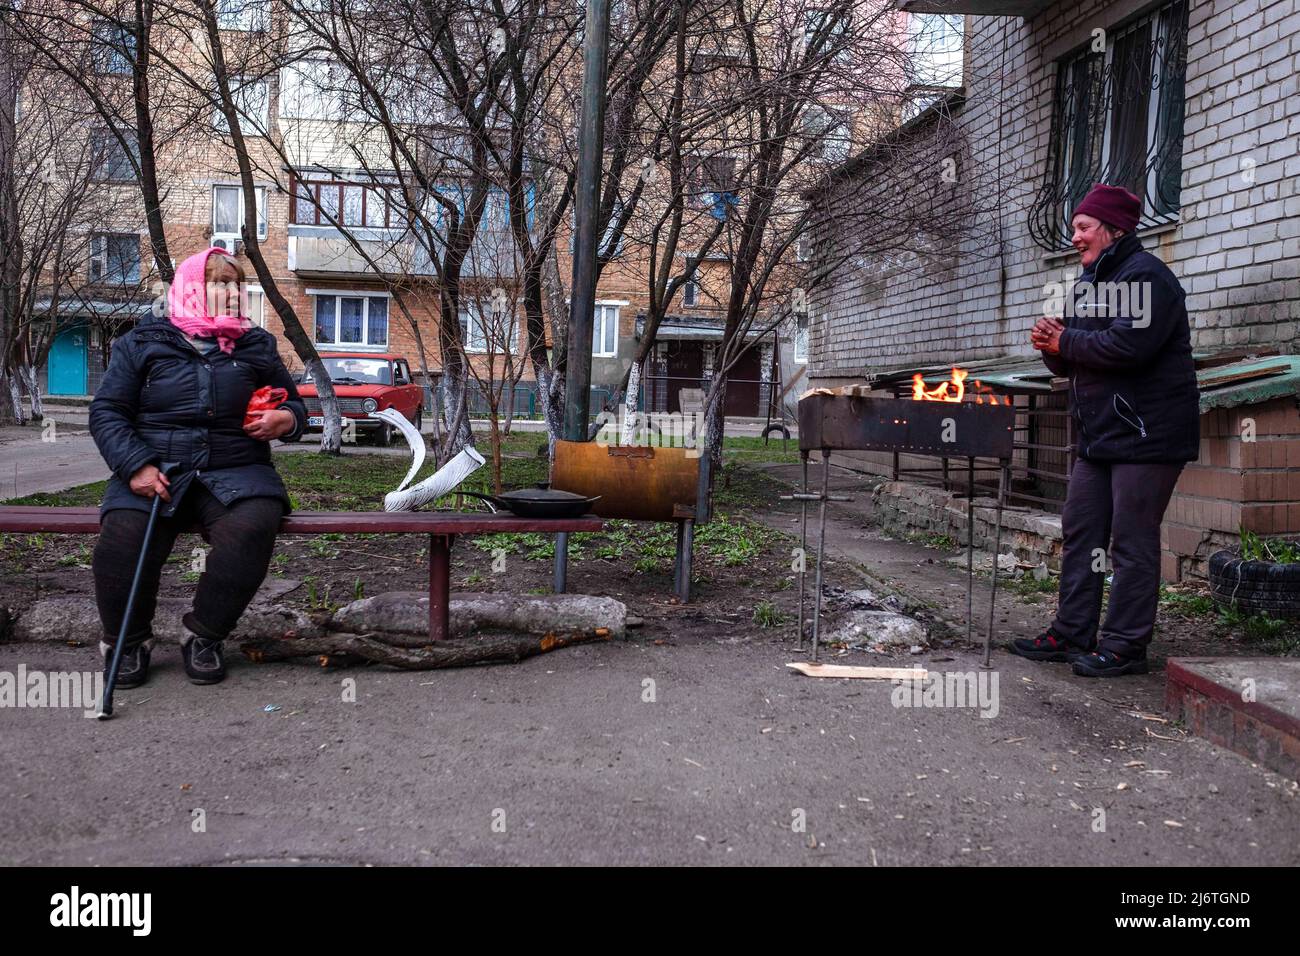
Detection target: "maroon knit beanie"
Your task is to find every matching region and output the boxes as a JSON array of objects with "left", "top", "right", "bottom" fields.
[{"left": 1073, "top": 184, "right": 1141, "bottom": 233}]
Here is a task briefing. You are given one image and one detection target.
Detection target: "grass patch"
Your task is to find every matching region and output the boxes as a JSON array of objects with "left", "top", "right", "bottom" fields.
[{"left": 753, "top": 600, "right": 783, "bottom": 627}]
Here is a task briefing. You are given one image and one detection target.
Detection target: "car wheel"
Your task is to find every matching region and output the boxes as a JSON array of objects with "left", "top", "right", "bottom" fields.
[
  {"left": 414, "top": 406, "right": 423, "bottom": 432},
  {"left": 377, "top": 422, "right": 394, "bottom": 447}
]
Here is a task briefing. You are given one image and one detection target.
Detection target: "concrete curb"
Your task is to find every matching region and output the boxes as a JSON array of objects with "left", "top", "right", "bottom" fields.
[{"left": 1166, "top": 657, "right": 1300, "bottom": 781}]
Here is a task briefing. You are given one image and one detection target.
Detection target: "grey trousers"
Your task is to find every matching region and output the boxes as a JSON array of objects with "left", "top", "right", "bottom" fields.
[{"left": 1050, "top": 458, "right": 1184, "bottom": 657}]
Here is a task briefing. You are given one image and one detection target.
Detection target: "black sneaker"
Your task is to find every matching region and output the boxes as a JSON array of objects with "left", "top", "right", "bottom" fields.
[
  {"left": 1071, "top": 648, "right": 1149, "bottom": 677},
  {"left": 1008, "top": 630, "right": 1090, "bottom": 663},
  {"left": 99, "top": 640, "right": 152, "bottom": 690},
  {"left": 181, "top": 636, "right": 226, "bottom": 685}
]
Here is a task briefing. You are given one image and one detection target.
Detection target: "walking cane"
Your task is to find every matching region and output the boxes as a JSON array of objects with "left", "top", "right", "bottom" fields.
[{"left": 97, "top": 462, "right": 179, "bottom": 721}]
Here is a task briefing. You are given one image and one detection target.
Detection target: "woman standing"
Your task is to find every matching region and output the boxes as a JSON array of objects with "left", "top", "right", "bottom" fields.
[
  {"left": 1012, "top": 184, "right": 1199, "bottom": 677},
  {"left": 90, "top": 248, "right": 306, "bottom": 687}
]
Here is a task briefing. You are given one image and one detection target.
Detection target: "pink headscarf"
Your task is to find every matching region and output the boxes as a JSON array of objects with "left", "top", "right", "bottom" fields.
[{"left": 166, "top": 247, "right": 250, "bottom": 354}]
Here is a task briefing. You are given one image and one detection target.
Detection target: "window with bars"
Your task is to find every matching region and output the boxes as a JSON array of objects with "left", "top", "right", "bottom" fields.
[{"left": 1029, "top": 0, "right": 1188, "bottom": 249}]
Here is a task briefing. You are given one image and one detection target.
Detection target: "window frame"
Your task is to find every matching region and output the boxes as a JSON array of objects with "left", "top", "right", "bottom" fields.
[
  {"left": 213, "top": 78, "right": 270, "bottom": 135},
  {"left": 89, "top": 126, "right": 137, "bottom": 183},
  {"left": 216, "top": 0, "right": 270, "bottom": 32},
  {"left": 1033, "top": 0, "right": 1188, "bottom": 248},
  {"left": 293, "top": 177, "right": 403, "bottom": 230},
  {"left": 89, "top": 233, "right": 142, "bottom": 285},
  {"left": 460, "top": 298, "right": 520, "bottom": 355},
  {"left": 311, "top": 291, "right": 391, "bottom": 350},
  {"left": 92, "top": 18, "right": 136, "bottom": 75},
  {"left": 212, "top": 184, "right": 268, "bottom": 240},
  {"left": 591, "top": 303, "right": 619, "bottom": 358}
]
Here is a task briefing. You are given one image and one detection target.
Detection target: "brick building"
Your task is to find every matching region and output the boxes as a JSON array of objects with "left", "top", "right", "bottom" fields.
[{"left": 805, "top": 0, "right": 1300, "bottom": 579}]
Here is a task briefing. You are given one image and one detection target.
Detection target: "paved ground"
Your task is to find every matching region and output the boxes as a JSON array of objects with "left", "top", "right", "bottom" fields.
[
  {"left": 2, "top": 413, "right": 1295, "bottom": 865},
  {"left": 2, "top": 456, "right": 1298, "bottom": 865}
]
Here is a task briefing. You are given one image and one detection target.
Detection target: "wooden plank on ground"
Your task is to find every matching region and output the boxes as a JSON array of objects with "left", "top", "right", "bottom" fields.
[{"left": 786, "top": 662, "right": 927, "bottom": 680}]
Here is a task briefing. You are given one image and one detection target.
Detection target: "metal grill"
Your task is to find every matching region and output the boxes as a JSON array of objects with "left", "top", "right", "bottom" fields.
[
  {"left": 303, "top": 397, "right": 369, "bottom": 415},
  {"left": 789, "top": 392, "right": 1016, "bottom": 667}
]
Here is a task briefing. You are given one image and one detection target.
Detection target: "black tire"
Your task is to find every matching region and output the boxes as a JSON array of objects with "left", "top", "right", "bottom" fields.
[
  {"left": 762, "top": 423, "right": 791, "bottom": 442},
  {"left": 376, "top": 423, "right": 394, "bottom": 447},
  {"left": 413, "top": 407, "right": 423, "bottom": 433},
  {"left": 1208, "top": 548, "right": 1300, "bottom": 619}
]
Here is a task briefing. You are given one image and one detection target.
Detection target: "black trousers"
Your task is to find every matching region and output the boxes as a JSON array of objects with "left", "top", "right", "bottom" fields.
[
  {"left": 93, "top": 484, "right": 283, "bottom": 645},
  {"left": 1050, "top": 458, "right": 1184, "bottom": 657}
]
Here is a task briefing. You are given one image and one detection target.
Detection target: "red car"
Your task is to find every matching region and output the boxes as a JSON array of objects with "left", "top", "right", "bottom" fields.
[{"left": 297, "top": 352, "right": 424, "bottom": 445}]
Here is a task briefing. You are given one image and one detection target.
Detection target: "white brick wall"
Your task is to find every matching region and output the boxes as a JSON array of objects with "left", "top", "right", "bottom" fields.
[{"left": 810, "top": 0, "right": 1300, "bottom": 380}]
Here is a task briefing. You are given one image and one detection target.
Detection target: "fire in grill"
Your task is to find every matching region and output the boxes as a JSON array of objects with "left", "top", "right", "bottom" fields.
[
  {"left": 798, "top": 392, "right": 1015, "bottom": 459},
  {"left": 789, "top": 369, "right": 1016, "bottom": 667}
]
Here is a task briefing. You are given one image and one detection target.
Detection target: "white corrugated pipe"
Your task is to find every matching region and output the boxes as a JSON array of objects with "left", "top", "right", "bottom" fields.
[{"left": 372, "top": 407, "right": 485, "bottom": 512}]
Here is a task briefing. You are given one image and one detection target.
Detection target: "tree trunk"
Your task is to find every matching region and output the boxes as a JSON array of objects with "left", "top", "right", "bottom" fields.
[
  {"left": 620, "top": 357, "right": 642, "bottom": 445},
  {"left": 240, "top": 628, "right": 613, "bottom": 669},
  {"left": 18, "top": 362, "right": 40, "bottom": 419},
  {"left": 704, "top": 372, "right": 728, "bottom": 475}
]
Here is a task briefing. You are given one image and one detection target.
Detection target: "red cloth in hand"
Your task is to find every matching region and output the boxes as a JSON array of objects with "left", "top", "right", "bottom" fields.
[{"left": 244, "top": 386, "right": 289, "bottom": 428}]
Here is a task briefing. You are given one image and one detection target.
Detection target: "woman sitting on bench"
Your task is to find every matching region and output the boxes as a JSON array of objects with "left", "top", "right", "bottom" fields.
[{"left": 89, "top": 248, "right": 306, "bottom": 687}]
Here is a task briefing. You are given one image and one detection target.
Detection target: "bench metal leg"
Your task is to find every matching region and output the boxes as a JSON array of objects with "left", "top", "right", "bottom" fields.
[
  {"left": 429, "top": 533, "right": 454, "bottom": 641},
  {"left": 679, "top": 519, "right": 694, "bottom": 603},
  {"left": 554, "top": 531, "right": 569, "bottom": 593}
]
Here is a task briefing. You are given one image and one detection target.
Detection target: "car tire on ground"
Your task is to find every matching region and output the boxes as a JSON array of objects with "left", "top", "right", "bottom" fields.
[{"left": 1207, "top": 548, "right": 1300, "bottom": 619}]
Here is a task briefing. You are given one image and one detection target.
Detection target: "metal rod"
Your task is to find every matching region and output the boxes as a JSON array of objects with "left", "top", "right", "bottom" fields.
[
  {"left": 811, "top": 450, "right": 830, "bottom": 662},
  {"left": 985, "top": 463, "right": 1009, "bottom": 669},
  {"left": 797, "top": 452, "right": 808, "bottom": 650},
  {"left": 98, "top": 490, "right": 165, "bottom": 720},
  {"left": 966, "top": 457, "right": 974, "bottom": 648}
]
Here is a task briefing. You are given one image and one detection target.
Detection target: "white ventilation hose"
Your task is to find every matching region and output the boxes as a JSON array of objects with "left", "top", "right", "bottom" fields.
[{"left": 373, "top": 407, "right": 485, "bottom": 512}]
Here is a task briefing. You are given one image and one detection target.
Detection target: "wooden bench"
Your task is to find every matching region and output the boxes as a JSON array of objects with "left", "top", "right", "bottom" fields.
[{"left": 0, "top": 506, "right": 603, "bottom": 642}]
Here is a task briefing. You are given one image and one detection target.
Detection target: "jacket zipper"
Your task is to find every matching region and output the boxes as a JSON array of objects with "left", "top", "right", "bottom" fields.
[{"left": 1113, "top": 394, "right": 1147, "bottom": 438}]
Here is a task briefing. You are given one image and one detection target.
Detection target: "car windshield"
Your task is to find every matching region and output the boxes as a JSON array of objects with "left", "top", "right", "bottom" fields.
[{"left": 306, "top": 358, "right": 392, "bottom": 385}]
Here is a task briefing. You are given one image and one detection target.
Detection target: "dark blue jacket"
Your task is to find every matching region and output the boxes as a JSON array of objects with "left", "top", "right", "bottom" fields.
[
  {"left": 1043, "top": 233, "right": 1200, "bottom": 463},
  {"left": 90, "top": 315, "right": 307, "bottom": 517}
]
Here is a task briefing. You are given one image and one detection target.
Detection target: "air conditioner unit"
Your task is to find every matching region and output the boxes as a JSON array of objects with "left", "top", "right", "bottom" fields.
[{"left": 211, "top": 233, "right": 241, "bottom": 254}]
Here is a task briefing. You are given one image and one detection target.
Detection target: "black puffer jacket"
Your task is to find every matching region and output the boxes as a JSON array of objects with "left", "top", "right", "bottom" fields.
[
  {"left": 90, "top": 315, "right": 307, "bottom": 517},
  {"left": 1043, "top": 233, "right": 1200, "bottom": 463}
]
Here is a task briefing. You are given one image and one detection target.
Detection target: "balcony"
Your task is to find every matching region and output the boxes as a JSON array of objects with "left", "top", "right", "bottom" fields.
[
  {"left": 896, "top": 0, "right": 1055, "bottom": 15},
  {"left": 288, "top": 226, "right": 520, "bottom": 280}
]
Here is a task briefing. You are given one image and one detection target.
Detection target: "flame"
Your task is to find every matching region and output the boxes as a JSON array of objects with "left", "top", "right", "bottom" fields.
[
  {"left": 912, "top": 367, "right": 967, "bottom": 402},
  {"left": 911, "top": 368, "right": 1009, "bottom": 405}
]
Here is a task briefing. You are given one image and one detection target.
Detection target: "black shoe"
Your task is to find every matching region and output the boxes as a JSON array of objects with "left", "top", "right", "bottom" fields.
[
  {"left": 182, "top": 636, "right": 226, "bottom": 685},
  {"left": 1071, "top": 648, "right": 1149, "bottom": 677},
  {"left": 100, "top": 640, "right": 152, "bottom": 690},
  {"left": 1008, "top": 630, "right": 1090, "bottom": 663}
]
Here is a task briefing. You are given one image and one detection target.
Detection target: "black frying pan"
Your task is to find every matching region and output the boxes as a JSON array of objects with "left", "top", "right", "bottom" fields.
[{"left": 459, "top": 487, "right": 600, "bottom": 519}]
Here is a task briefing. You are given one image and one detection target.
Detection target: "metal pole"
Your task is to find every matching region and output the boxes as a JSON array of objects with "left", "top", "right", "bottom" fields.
[
  {"left": 562, "top": 0, "right": 611, "bottom": 442},
  {"left": 966, "top": 457, "right": 975, "bottom": 648},
  {"left": 984, "top": 463, "right": 1009, "bottom": 669},
  {"left": 797, "top": 451, "right": 809, "bottom": 650},
  {"left": 811, "top": 450, "right": 830, "bottom": 661}
]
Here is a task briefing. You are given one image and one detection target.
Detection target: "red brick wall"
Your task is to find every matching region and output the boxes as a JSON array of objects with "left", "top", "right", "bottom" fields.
[{"left": 1162, "top": 397, "right": 1300, "bottom": 581}]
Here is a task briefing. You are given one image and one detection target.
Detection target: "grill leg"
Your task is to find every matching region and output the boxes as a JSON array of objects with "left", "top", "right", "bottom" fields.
[
  {"left": 797, "top": 452, "right": 809, "bottom": 650},
  {"left": 554, "top": 531, "right": 569, "bottom": 594},
  {"left": 429, "top": 533, "right": 453, "bottom": 642},
  {"left": 811, "top": 450, "right": 830, "bottom": 662},
  {"left": 984, "top": 464, "right": 1009, "bottom": 669},
  {"left": 966, "top": 458, "right": 975, "bottom": 649}
]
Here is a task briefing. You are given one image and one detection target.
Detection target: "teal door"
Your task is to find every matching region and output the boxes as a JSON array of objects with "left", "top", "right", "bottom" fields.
[{"left": 48, "top": 326, "right": 88, "bottom": 396}]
